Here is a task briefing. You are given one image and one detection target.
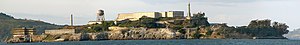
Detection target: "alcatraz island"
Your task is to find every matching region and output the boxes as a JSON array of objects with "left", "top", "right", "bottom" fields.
[{"left": 2, "top": 1, "right": 289, "bottom": 43}]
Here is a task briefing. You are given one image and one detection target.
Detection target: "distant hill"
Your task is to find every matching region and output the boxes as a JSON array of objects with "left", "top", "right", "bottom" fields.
[{"left": 0, "top": 13, "right": 62, "bottom": 41}]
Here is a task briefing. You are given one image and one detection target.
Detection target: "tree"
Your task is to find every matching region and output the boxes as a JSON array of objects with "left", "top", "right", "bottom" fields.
[
  {"left": 193, "top": 12, "right": 205, "bottom": 18},
  {"left": 272, "top": 22, "right": 289, "bottom": 34}
]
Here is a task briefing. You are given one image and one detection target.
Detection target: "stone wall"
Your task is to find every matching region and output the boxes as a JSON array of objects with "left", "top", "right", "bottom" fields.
[{"left": 44, "top": 29, "right": 75, "bottom": 35}]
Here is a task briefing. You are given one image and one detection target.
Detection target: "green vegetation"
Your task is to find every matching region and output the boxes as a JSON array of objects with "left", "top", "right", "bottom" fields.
[
  {"left": 117, "top": 16, "right": 166, "bottom": 28},
  {"left": 81, "top": 21, "right": 115, "bottom": 33},
  {"left": 84, "top": 14, "right": 210, "bottom": 33},
  {"left": 0, "top": 13, "right": 62, "bottom": 41},
  {"left": 196, "top": 20, "right": 289, "bottom": 39},
  {"left": 44, "top": 35, "right": 60, "bottom": 40},
  {"left": 83, "top": 16, "right": 170, "bottom": 32}
]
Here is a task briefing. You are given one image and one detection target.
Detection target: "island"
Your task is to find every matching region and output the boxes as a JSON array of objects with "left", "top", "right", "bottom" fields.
[
  {"left": 0, "top": 1, "right": 289, "bottom": 43},
  {"left": 0, "top": 10, "right": 289, "bottom": 43}
]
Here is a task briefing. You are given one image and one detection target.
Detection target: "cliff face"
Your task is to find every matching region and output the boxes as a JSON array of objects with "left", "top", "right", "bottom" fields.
[
  {"left": 74, "top": 18, "right": 288, "bottom": 40},
  {"left": 108, "top": 28, "right": 176, "bottom": 40},
  {"left": 64, "top": 28, "right": 176, "bottom": 41}
]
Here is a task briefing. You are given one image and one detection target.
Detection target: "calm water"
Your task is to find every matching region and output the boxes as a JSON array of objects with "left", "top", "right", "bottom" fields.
[{"left": 1, "top": 39, "right": 300, "bottom": 45}]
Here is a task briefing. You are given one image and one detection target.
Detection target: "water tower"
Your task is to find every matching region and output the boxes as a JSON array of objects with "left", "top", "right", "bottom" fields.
[
  {"left": 97, "top": 10, "right": 105, "bottom": 22},
  {"left": 87, "top": 10, "right": 105, "bottom": 25}
]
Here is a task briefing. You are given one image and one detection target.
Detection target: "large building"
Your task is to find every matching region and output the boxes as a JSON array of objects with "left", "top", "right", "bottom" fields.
[
  {"left": 12, "top": 28, "right": 35, "bottom": 38},
  {"left": 116, "top": 11, "right": 184, "bottom": 21},
  {"left": 11, "top": 27, "right": 36, "bottom": 42},
  {"left": 160, "top": 11, "right": 184, "bottom": 17}
]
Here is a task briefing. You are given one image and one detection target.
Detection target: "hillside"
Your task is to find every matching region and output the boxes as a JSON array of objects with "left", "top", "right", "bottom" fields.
[{"left": 0, "top": 13, "right": 62, "bottom": 41}]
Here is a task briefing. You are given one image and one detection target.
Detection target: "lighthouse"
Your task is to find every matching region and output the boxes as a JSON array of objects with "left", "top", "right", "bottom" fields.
[{"left": 186, "top": 0, "right": 192, "bottom": 20}]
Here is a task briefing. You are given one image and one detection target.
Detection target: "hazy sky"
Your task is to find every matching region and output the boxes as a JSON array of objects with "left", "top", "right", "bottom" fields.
[{"left": 0, "top": 0, "right": 299, "bottom": 30}]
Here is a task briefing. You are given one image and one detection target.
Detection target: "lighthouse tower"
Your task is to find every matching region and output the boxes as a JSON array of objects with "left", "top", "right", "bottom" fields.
[{"left": 186, "top": 0, "right": 192, "bottom": 20}]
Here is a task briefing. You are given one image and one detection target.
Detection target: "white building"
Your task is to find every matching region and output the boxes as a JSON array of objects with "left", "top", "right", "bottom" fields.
[
  {"left": 116, "top": 11, "right": 184, "bottom": 21},
  {"left": 160, "top": 11, "right": 184, "bottom": 17}
]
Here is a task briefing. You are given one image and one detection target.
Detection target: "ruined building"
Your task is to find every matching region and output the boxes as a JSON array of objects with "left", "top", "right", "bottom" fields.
[{"left": 11, "top": 27, "right": 36, "bottom": 42}]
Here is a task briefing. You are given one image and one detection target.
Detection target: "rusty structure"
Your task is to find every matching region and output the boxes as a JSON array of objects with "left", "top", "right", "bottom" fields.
[{"left": 11, "top": 27, "right": 35, "bottom": 42}]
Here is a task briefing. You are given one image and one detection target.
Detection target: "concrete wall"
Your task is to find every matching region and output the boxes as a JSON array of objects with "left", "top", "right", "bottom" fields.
[
  {"left": 160, "top": 11, "right": 184, "bottom": 17},
  {"left": 172, "top": 11, "right": 184, "bottom": 17},
  {"left": 45, "top": 29, "right": 75, "bottom": 35},
  {"left": 117, "top": 12, "right": 159, "bottom": 21},
  {"left": 160, "top": 12, "right": 168, "bottom": 17},
  {"left": 116, "top": 11, "right": 184, "bottom": 21},
  {"left": 134, "top": 12, "right": 157, "bottom": 18},
  {"left": 117, "top": 13, "right": 139, "bottom": 21}
]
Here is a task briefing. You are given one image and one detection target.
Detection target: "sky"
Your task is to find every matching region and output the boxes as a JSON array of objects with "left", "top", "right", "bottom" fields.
[{"left": 0, "top": 0, "right": 299, "bottom": 30}]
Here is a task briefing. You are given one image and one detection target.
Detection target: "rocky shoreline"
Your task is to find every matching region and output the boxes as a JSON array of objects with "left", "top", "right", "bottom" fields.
[{"left": 5, "top": 25, "right": 287, "bottom": 43}]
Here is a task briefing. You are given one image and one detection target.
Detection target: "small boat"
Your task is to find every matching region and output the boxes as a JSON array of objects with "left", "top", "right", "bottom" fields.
[{"left": 252, "top": 37, "right": 257, "bottom": 39}]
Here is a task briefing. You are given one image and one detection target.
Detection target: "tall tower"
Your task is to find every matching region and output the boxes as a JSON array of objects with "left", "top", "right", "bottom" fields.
[
  {"left": 97, "top": 10, "right": 105, "bottom": 22},
  {"left": 71, "top": 14, "right": 74, "bottom": 26},
  {"left": 186, "top": 0, "right": 192, "bottom": 19}
]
